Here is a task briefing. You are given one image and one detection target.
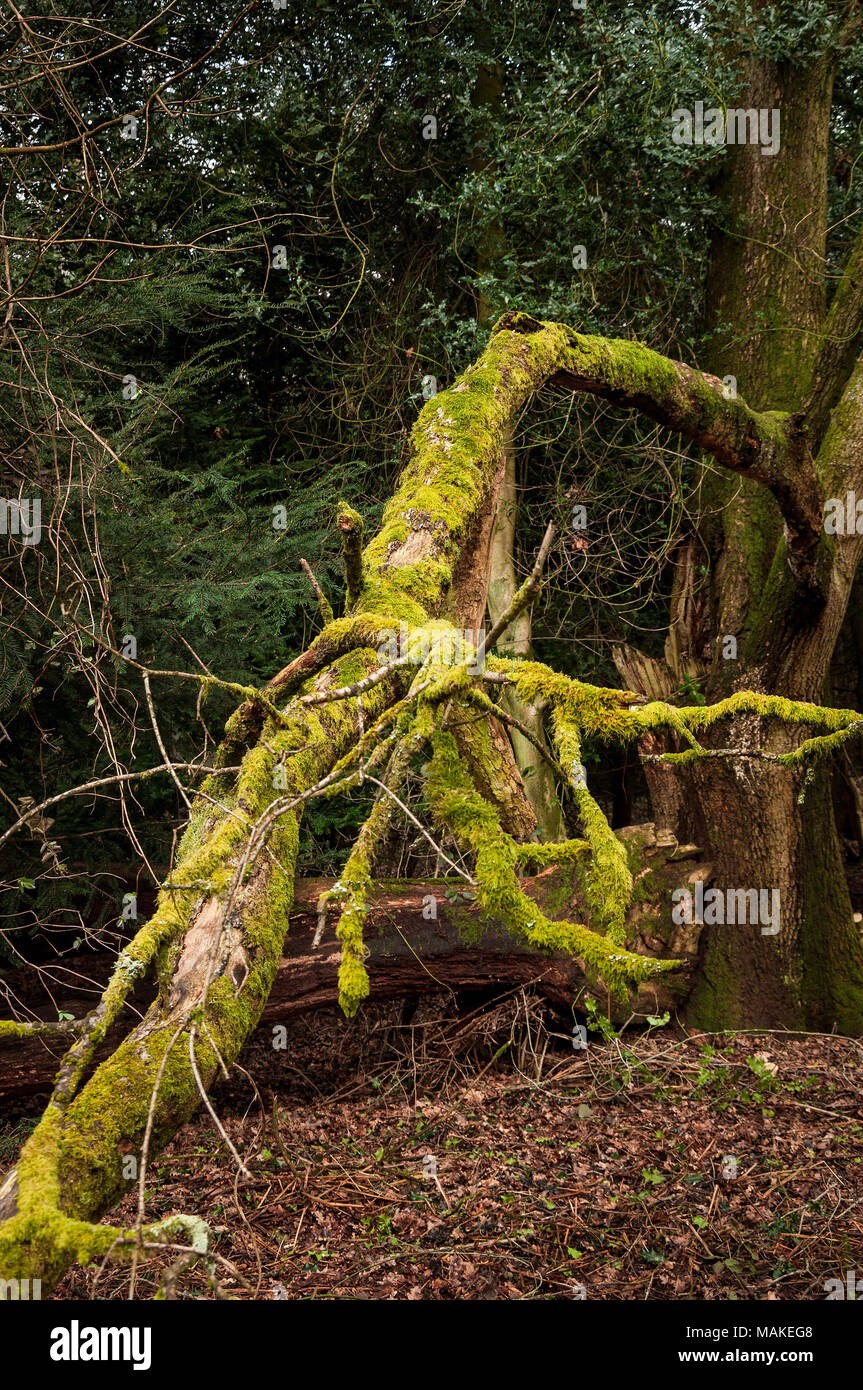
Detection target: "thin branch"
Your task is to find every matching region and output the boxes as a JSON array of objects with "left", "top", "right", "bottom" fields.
[
  {"left": 299, "top": 558, "right": 334, "bottom": 626},
  {"left": 143, "top": 674, "right": 192, "bottom": 813},
  {"left": 301, "top": 652, "right": 413, "bottom": 706},
  {"left": 485, "top": 521, "right": 555, "bottom": 650},
  {"left": 0, "top": 763, "right": 239, "bottom": 855},
  {"left": 361, "top": 771, "right": 475, "bottom": 884},
  {"left": 188, "top": 1026, "right": 252, "bottom": 1178},
  {"left": 51, "top": 605, "right": 291, "bottom": 725},
  {"left": 457, "top": 685, "right": 567, "bottom": 783}
]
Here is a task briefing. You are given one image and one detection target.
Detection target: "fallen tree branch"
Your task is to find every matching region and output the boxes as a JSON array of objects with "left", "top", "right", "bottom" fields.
[{"left": 2, "top": 312, "right": 857, "bottom": 1290}]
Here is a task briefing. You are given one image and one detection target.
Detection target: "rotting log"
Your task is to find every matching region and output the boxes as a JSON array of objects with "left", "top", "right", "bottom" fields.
[{"left": 0, "top": 853, "right": 705, "bottom": 1101}]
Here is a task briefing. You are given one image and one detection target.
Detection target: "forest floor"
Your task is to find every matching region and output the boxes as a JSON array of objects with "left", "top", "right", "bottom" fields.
[{"left": 3, "top": 991, "right": 862, "bottom": 1301}]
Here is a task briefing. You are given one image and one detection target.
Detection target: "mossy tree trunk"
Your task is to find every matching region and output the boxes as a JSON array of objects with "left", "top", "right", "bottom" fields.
[
  {"left": 470, "top": 49, "right": 562, "bottom": 840},
  {"left": 627, "top": 27, "right": 863, "bottom": 1031}
]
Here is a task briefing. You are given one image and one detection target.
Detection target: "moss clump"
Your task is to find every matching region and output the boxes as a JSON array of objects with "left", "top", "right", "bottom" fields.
[
  {"left": 424, "top": 724, "right": 677, "bottom": 997},
  {"left": 513, "top": 839, "right": 589, "bottom": 870},
  {"left": 360, "top": 320, "right": 574, "bottom": 617}
]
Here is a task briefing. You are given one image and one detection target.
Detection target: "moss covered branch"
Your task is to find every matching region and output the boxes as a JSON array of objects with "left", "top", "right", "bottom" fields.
[
  {"left": 6, "top": 313, "right": 863, "bottom": 1292},
  {"left": 337, "top": 502, "right": 365, "bottom": 609}
]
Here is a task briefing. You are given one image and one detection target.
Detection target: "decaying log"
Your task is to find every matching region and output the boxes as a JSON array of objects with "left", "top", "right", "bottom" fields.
[
  {"left": 0, "top": 880, "right": 580, "bottom": 1101},
  {"left": 0, "top": 850, "right": 703, "bottom": 1101}
]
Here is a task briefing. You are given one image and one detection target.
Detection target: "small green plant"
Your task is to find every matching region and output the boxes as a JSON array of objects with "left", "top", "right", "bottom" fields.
[{"left": 675, "top": 672, "right": 706, "bottom": 705}]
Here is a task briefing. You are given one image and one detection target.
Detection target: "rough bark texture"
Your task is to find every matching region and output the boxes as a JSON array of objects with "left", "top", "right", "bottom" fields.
[
  {"left": 0, "top": 844, "right": 708, "bottom": 1102},
  {"left": 617, "top": 26, "right": 863, "bottom": 1032},
  {"left": 0, "top": 315, "right": 654, "bottom": 1286},
  {"left": 443, "top": 446, "right": 538, "bottom": 839},
  {"left": 700, "top": 43, "right": 861, "bottom": 1030}
]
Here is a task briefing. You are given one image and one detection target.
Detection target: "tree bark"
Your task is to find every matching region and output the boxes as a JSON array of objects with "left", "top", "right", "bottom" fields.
[
  {"left": 625, "top": 26, "right": 863, "bottom": 1031},
  {"left": 487, "top": 441, "right": 566, "bottom": 840},
  {"left": 0, "top": 855, "right": 705, "bottom": 1102}
]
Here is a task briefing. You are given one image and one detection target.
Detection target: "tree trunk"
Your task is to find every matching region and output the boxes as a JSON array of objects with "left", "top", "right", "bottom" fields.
[
  {"left": 468, "top": 52, "right": 558, "bottom": 839},
  {"left": 638, "top": 30, "right": 863, "bottom": 1031},
  {"left": 0, "top": 316, "right": 649, "bottom": 1288},
  {"left": 487, "top": 440, "right": 566, "bottom": 840}
]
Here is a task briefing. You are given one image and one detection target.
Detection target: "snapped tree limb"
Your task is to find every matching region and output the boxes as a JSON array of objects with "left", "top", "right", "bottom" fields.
[{"left": 3, "top": 312, "right": 861, "bottom": 1291}]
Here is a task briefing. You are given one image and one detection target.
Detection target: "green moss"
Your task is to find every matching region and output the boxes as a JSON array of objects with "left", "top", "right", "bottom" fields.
[
  {"left": 424, "top": 725, "right": 677, "bottom": 997},
  {"left": 1, "top": 636, "right": 410, "bottom": 1284},
  {"left": 337, "top": 503, "right": 363, "bottom": 529},
  {"left": 513, "top": 839, "right": 589, "bottom": 869},
  {"left": 360, "top": 320, "right": 575, "bottom": 617}
]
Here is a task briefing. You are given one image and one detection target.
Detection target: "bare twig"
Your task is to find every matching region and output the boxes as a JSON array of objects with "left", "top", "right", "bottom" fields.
[
  {"left": 299, "top": 558, "right": 334, "bottom": 626},
  {"left": 485, "top": 522, "right": 555, "bottom": 651},
  {"left": 0, "top": 763, "right": 239, "bottom": 855}
]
